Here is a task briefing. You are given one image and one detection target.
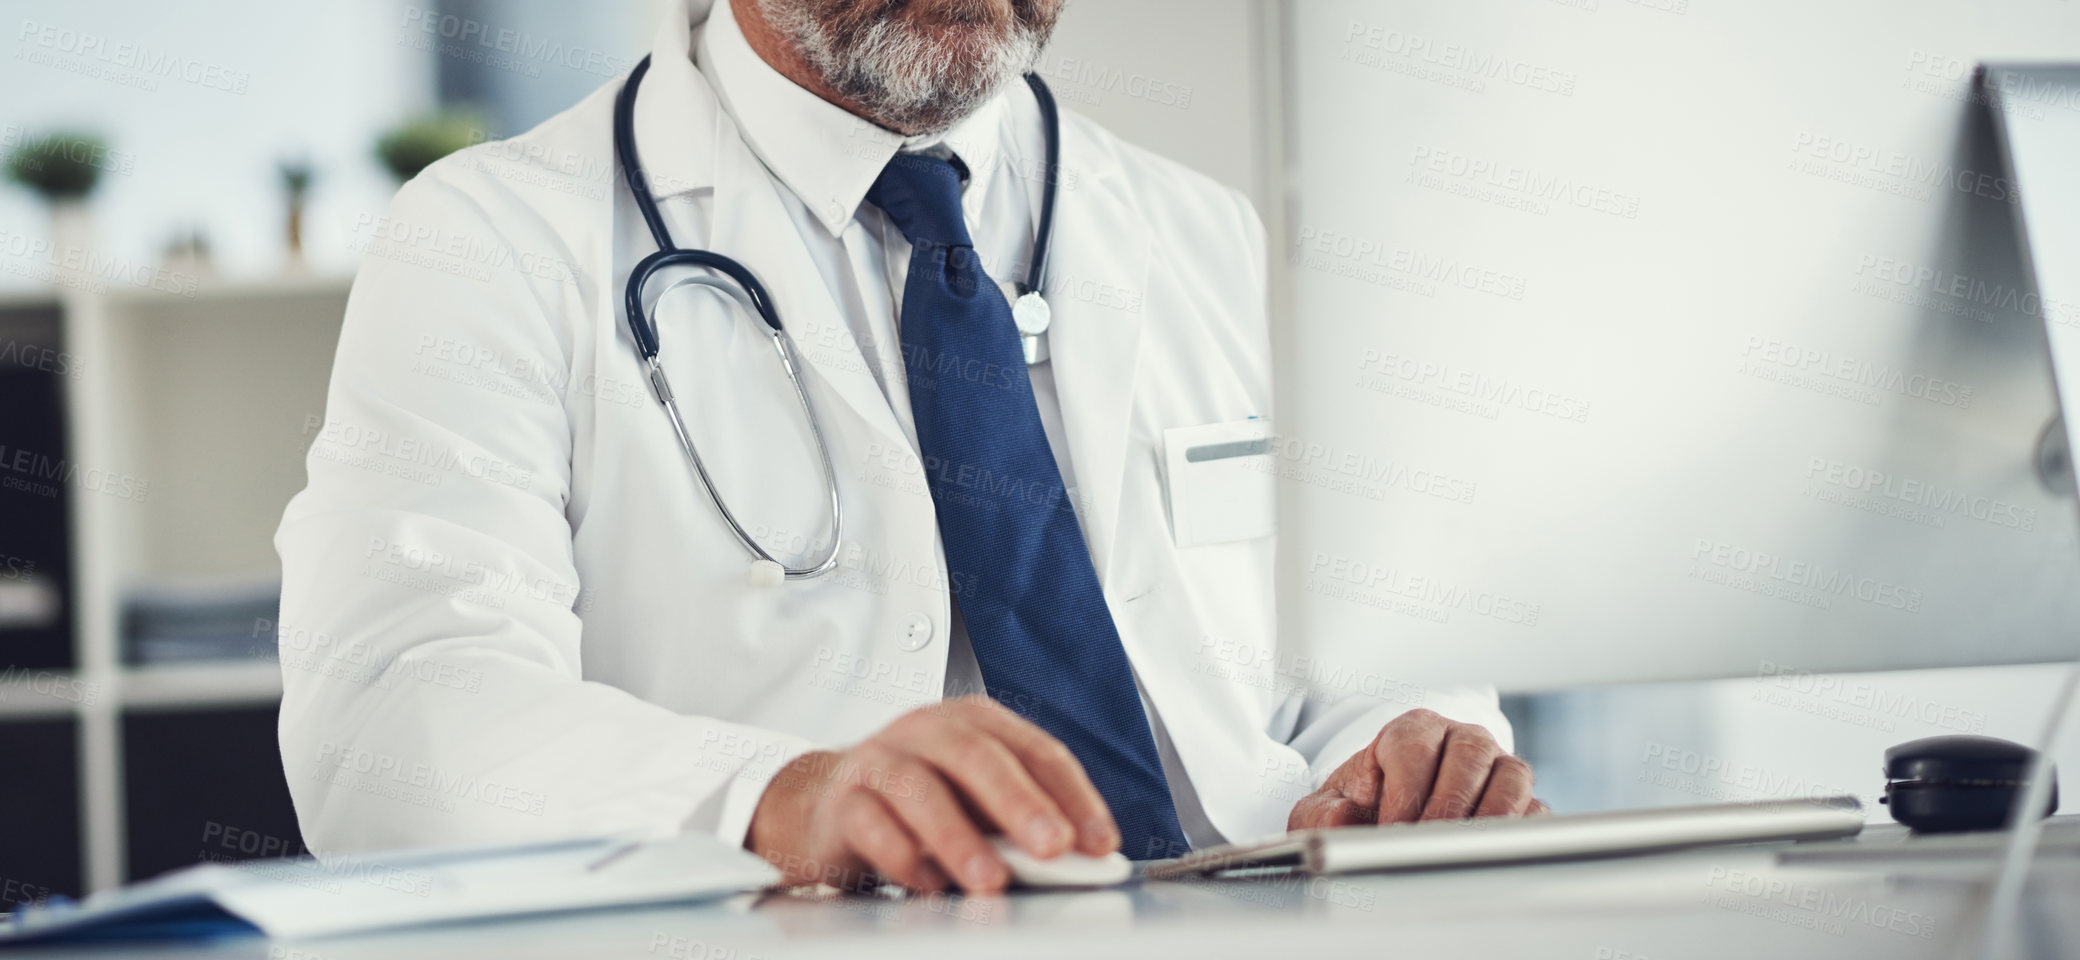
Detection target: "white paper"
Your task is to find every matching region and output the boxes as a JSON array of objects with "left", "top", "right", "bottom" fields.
[{"left": 4, "top": 834, "right": 779, "bottom": 942}]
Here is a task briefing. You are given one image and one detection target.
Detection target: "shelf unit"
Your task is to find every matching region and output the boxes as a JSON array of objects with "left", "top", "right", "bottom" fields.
[{"left": 1, "top": 274, "right": 349, "bottom": 894}]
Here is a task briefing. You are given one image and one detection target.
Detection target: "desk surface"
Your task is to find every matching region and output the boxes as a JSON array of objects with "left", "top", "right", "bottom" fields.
[{"left": 14, "top": 824, "right": 2080, "bottom": 960}]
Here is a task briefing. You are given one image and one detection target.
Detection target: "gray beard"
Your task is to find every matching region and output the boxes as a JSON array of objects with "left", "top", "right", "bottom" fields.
[{"left": 751, "top": 0, "right": 1047, "bottom": 135}]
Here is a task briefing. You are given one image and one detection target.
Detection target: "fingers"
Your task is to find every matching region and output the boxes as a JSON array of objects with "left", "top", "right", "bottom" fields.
[
  {"left": 1284, "top": 713, "right": 1552, "bottom": 865},
  {"left": 862, "top": 756, "right": 1008, "bottom": 893},
  {"left": 837, "top": 790, "right": 941, "bottom": 892},
  {"left": 895, "top": 707, "right": 1075, "bottom": 857},
  {"left": 806, "top": 696, "right": 1121, "bottom": 897},
  {"left": 1312, "top": 736, "right": 1384, "bottom": 817},
  {"left": 1419, "top": 725, "right": 1505, "bottom": 821},
  {"left": 1287, "top": 789, "right": 1374, "bottom": 830},
  {"left": 1371, "top": 709, "right": 1452, "bottom": 824},
  {"left": 1471, "top": 755, "right": 1537, "bottom": 818},
  {"left": 939, "top": 697, "right": 1119, "bottom": 855},
  {"left": 1289, "top": 743, "right": 1389, "bottom": 829}
]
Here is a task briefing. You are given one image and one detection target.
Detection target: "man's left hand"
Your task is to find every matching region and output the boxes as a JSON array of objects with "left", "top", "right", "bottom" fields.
[{"left": 1288, "top": 708, "right": 1548, "bottom": 829}]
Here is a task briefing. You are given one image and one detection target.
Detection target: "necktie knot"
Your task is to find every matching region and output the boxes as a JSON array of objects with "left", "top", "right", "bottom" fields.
[{"left": 867, "top": 153, "right": 972, "bottom": 249}]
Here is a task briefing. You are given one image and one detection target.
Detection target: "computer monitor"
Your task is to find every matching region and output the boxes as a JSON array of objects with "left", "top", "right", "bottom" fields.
[
  {"left": 1275, "top": 1, "right": 2080, "bottom": 691},
  {"left": 1990, "top": 64, "right": 2080, "bottom": 482}
]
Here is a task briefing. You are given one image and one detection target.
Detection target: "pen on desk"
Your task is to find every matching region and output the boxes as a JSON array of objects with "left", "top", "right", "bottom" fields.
[{"left": 585, "top": 842, "right": 641, "bottom": 873}]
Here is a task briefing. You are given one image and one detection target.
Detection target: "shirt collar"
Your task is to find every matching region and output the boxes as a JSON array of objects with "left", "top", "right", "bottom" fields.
[{"left": 695, "top": 0, "right": 1009, "bottom": 237}]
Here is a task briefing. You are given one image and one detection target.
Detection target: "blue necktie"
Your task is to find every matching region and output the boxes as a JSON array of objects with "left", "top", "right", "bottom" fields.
[{"left": 867, "top": 153, "right": 1189, "bottom": 859}]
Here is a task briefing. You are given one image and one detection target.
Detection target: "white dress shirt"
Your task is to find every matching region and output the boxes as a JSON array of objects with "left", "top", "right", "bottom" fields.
[{"left": 692, "top": 0, "right": 1224, "bottom": 847}]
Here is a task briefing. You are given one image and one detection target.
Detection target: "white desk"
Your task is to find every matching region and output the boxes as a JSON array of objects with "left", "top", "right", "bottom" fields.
[{"left": 11, "top": 822, "right": 2079, "bottom": 959}]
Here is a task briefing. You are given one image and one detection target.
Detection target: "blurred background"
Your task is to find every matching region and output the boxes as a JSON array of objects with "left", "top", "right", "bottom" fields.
[{"left": 3, "top": 0, "right": 2078, "bottom": 908}]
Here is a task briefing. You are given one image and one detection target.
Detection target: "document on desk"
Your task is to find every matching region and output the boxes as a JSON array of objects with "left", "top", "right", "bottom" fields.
[
  {"left": 1143, "top": 796, "right": 1866, "bottom": 879},
  {"left": 0, "top": 833, "right": 779, "bottom": 945}
]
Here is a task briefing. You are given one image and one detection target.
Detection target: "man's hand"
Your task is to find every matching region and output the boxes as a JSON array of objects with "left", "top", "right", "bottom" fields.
[
  {"left": 746, "top": 696, "right": 1119, "bottom": 894},
  {"left": 1288, "top": 709, "right": 1548, "bottom": 829}
]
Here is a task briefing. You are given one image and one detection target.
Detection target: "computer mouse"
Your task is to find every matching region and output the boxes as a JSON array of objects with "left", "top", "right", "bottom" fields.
[
  {"left": 1881, "top": 735, "right": 2059, "bottom": 833},
  {"left": 988, "top": 836, "right": 1133, "bottom": 888}
]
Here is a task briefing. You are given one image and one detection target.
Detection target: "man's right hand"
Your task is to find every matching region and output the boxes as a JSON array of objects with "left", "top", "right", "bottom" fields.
[{"left": 745, "top": 696, "right": 1120, "bottom": 894}]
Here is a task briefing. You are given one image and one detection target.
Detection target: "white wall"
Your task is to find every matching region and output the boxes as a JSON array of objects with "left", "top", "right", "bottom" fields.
[{"left": 1042, "top": 0, "right": 1272, "bottom": 211}]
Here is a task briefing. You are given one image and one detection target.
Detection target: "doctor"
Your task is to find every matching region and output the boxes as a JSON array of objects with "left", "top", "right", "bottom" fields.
[{"left": 278, "top": 0, "right": 1542, "bottom": 894}]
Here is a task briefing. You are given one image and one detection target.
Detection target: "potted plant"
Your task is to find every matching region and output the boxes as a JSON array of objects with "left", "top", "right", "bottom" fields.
[
  {"left": 375, "top": 110, "right": 488, "bottom": 183},
  {"left": 5, "top": 130, "right": 110, "bottom": 278},
  {"left": 279, "top": 158, "right": 314, "bottom": 271}
]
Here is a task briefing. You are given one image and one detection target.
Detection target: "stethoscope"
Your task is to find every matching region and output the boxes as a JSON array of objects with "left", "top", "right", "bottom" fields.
[{"left": 612, "top": 54, "right": 1063, "bottom": 587}]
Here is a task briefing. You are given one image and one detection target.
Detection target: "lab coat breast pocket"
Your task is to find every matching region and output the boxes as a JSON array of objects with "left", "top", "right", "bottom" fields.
[{"left": 1161, "top": 418, "right": 1276, "bottom": 548}]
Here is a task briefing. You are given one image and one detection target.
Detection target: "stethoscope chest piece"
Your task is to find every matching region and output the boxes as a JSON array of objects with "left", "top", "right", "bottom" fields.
[
  {"left": 749, "top": 558, "right": 786, "bottom": 589},
  {"left": 1014, "top": 292, "right": 1051, "bottom": 365}
]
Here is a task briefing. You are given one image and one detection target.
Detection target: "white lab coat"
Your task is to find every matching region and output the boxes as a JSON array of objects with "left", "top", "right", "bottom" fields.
[{"left": 275, "top": 0, "right": 1509, "bottom": 857}]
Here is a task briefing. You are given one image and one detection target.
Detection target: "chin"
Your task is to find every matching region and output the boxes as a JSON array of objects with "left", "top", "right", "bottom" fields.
[{"left": 765, "top": 0, "right": 1060, "bottom": 134}]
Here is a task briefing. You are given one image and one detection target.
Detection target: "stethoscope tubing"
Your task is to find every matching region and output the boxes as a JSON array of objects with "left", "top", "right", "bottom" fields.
[{"left": 611, "top": 52, "right": 1059, "bottom": 583}]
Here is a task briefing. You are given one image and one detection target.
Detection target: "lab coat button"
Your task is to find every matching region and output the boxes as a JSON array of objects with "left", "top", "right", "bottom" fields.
[{"left": 901, "top": 614, "right": 934, "bottom": 651}]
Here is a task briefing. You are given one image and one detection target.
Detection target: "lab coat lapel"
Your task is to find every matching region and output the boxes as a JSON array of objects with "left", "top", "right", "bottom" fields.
[
  {"left": 705, "top": 110, "right": 915, "bottom": 453},
  {"left": 1044, "top": 137, "right": 1150, "bottom": 590},
  {"left": 631, "top": 0, "right": 715, "bottom": 200}
]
